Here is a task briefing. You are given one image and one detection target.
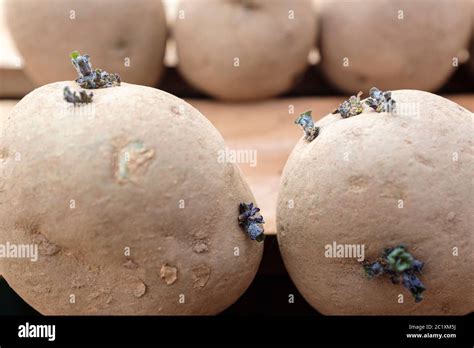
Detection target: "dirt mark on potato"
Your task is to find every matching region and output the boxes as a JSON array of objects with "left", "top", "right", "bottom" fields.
[
  {"left": 88, "top": 288, "right": 113, "bottom": 304},
  {"left": 192, "top": 264, "right": 211, "bottom": 289},
  {"left": 0, "top": 147, "right": 9, "bottom": 161},
  {"left": 348, "top": 175, "right": 369, "bottom": 193},
  {"left": 123, "top": 259, "right": 139, "bottom": 269},
  {"left": 171, "top": 105, "right": 184, "bottom": 116},
  {"left": 133, "top": 281, "right": 147, "bottom": 298},
  {"left": 160, "top": 264, "right": 178, "bottom": 285},
  {"left": 414, "top": 153, "right": 435, "bottom": 168},
  {"left": 15, "top": 219, "right": 61, "bottom": 256},
  {"left": 33, "top": 233, "right": 61, "bottom": 256},
  {"left": 446, "top": 211, "right": 457, "bottom": 223},
  {"left": 379, "top": 181, "right": 405, "bottom": 199},
  {"left": 113, "top": 141, "right": 155, "bottom": 184},
  {"left": 192, "top": 239, "right": 209, "bottom": 254}
]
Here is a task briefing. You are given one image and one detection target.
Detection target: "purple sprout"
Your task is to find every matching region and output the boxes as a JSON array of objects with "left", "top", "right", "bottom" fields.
[
  {"left": 363, "top": 245, "right": 426, "bottom": 302},
  {"left": 238, "top": 202, "right": 265, "bottom": 242},
  {"left": 365, "top": 87, "right": 396, "bottom": 113},
  {"left": 63, "top": 86, "right": 93, "bottom": 105},
  {"left": 295, "top": 110, "right": 320, "bottom": 142},
  {"left": 70, "top": 51, "right": 121, "bottom": 89}
]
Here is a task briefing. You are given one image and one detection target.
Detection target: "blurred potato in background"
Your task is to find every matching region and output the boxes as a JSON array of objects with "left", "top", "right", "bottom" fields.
[
  {"left": 318, "top": 0, "right": 472, "bottom": 93},
  {"left": 174, "top": 0, "right": 318, "bottom": 101},
  {"left": 5, "top": 0, "right": 167, "bottom": 87}
]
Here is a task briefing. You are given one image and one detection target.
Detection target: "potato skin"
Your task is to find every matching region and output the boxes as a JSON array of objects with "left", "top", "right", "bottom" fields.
[
  {"left": 5, "top": 0, "right": 167, "bottom": 87},
  {"left": 319, "top": 0, "right": 472, "bottom": 93},
  {"left": 174, "top": 0, "right": 317, "bottom": 101},
  {"left": 0, "top": 82, "right": 263, "bottom": 315},
  {"left": 277, "top": 90, "right": 473, "bottom": 315}
]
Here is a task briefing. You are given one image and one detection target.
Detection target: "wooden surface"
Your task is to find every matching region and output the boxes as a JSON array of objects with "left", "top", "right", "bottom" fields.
[
  {"left": 191, "top": 97, "right": 343, "bottom": 234},
  {"left": 2, "top": 96, "right": 473, "bottom": 234}
]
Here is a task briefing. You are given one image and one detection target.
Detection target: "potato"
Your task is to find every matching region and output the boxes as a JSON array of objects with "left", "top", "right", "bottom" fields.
[
  {"left": 319, "top": 0, "right": 472, "bottom": 93},
  {"left": 174, "top": 0, "right": 317, "bottom": 101},
  {"left": 0, "top": 81, "right": 263, "bottom": 315},
  {"left": 277, "top": 90, "right": 473, "bottom": 315},
  {"left": 5, "top": 0, "right": 167, "bottom": 87}
]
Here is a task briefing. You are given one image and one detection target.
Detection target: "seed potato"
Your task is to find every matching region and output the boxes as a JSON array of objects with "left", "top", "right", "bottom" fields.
[
  {"left": 0, "top": 81, "right": 263, "bottom": 314},
  {"left": 277, "top": 90, "right": 473, "bottom": 315}
]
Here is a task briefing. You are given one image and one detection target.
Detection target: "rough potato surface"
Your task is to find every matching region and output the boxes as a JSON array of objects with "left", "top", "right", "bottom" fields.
[
  {"left": 0, "top": 82, "right": 263, "bottom": 315},
  {"left": 277, "top": 90, "right": 473, "bottom": 315}
]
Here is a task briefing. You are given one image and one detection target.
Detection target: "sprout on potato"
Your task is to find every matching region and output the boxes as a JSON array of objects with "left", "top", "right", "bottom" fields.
[
  {"left": 363, "top": 245, "right": 426, "bottom": 303},
  {"left": 70, "top": 51, "right": 121, "bottom": 89}
]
